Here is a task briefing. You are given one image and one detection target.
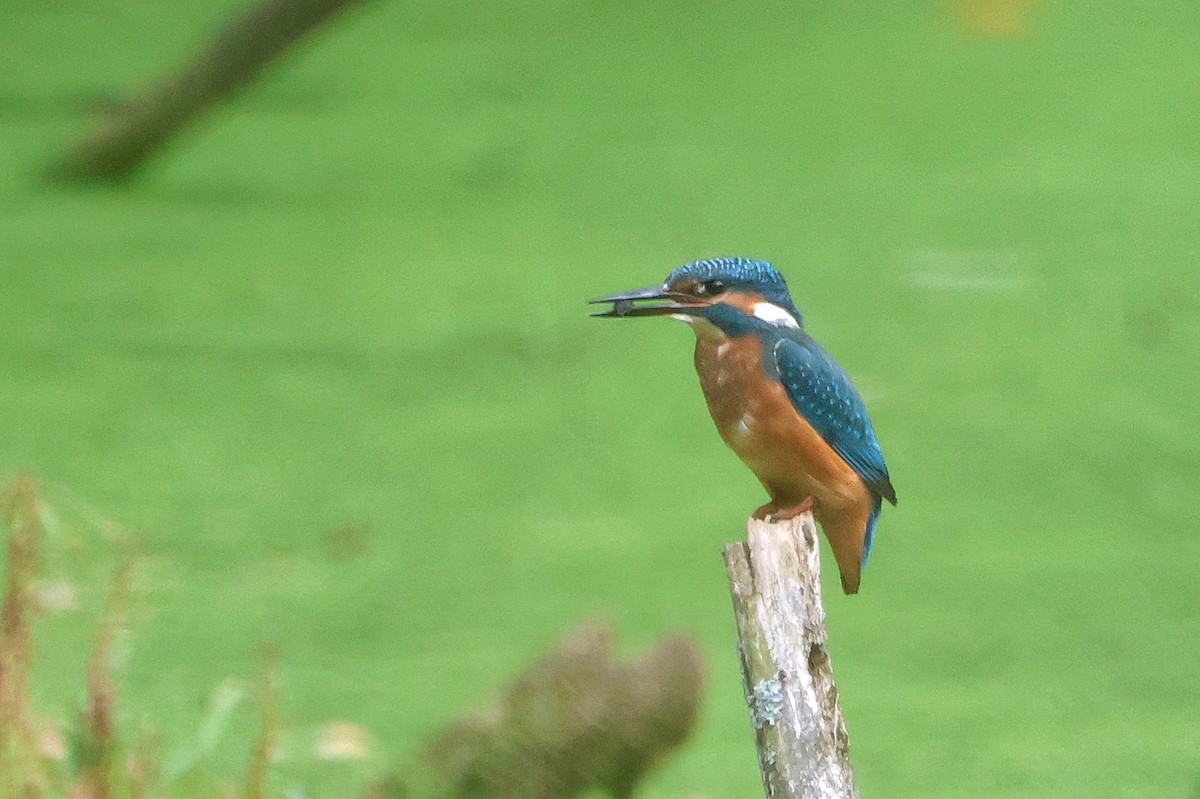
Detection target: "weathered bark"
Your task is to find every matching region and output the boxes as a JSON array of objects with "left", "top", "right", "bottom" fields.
[
  {"left": 373, "top": 622, "right": 706, "bottom": 799},
  {"left": 723, "top": 514, "right": 858, "bottom": 799},
  {"left": 47, "top": 0, "right": 369, "bottom": 183}
]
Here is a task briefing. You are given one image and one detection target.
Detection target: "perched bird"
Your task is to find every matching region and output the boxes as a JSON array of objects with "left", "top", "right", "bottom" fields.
[{"left": 590, "top": 257, "right": 896, "bottom": 594}]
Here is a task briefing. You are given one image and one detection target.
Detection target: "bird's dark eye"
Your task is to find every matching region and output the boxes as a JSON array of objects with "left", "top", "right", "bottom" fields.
[{"left": 699, "top": 279, "right": 727, "bottom": 296}]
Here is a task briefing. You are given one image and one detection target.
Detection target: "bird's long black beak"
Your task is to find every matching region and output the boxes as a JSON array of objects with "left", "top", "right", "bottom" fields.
[{"left": 588, "top": 285, "right": 693, "bottom": 318}]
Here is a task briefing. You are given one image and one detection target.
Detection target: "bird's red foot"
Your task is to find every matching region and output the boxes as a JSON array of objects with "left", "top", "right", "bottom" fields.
[
  {"left": 765, "top": 496, "right": 815, "bottom": 524},
  {"left": 752, "top": 502, "right": 778, "bottom": 521}
]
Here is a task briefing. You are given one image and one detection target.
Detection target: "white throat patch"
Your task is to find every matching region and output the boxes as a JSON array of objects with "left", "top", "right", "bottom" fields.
[
  {"left": 752, "top": 302, "right": 800, "bottom": 329},
  {"left": 673, "top": 314, "right": 724, "bottom": 340}
]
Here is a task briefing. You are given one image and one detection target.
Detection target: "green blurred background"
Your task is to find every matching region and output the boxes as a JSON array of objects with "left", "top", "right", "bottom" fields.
[{"left": 2, "top": 0, "right": 1198, "bottom": 796}]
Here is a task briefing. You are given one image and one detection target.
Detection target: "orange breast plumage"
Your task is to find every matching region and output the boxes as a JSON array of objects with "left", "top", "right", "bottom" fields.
[{"left": 693, "top": 334, "right": 876, "bottom": 593}]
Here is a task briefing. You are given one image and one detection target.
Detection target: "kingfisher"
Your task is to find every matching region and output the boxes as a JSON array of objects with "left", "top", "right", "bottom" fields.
[{"left": 589, "top": 257, "right": 896, "bottom": 594}]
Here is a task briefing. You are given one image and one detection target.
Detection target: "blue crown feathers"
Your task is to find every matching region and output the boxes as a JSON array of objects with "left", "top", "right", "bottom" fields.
[{"left": 665, "top": 257, "right": 802, "bottom": 323}]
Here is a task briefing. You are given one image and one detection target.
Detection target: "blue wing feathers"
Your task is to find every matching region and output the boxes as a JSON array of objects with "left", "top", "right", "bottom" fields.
[
  {"left": 772, "top": 336, "right": 896, "bottom": 504},
  {"left": 863, "top": 495, "right": 882, "bottom": 568}
]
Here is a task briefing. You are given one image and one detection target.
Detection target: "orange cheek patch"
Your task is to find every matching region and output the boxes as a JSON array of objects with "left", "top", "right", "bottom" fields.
[{"left": 717, "top": 291, "right": 765, "bottom": 315}]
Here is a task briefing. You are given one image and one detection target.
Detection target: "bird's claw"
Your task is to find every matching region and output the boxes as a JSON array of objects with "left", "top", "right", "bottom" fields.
[{"left": 764, "top": 496, "right": 816, "bottom": 524}]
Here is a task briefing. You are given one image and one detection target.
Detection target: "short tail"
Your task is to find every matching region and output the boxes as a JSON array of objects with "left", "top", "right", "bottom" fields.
[{"left": 825, "top": 494, "right": 884, "bottom": 596}]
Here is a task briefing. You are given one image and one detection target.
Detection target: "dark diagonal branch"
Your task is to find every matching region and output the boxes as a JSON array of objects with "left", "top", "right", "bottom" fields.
[{"left": 47, "top": 0, "right": 370, "bottom": 183}]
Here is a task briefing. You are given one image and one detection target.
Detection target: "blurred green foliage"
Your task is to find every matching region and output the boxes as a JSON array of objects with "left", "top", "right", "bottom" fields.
[{"left": 1, "top": 1, "right": 1198, "bottom": 797}]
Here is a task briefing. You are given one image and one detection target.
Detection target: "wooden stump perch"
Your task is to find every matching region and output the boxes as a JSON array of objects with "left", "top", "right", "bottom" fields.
[{"left": 724, "top": 513, "right": 859, "bottom": 799}]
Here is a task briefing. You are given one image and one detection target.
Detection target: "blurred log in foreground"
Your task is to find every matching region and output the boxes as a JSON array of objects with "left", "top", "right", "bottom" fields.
[
  {"left": 47, "top": 0, "right": 369, "bottom": 183},
  {"left": 374, "top": 622, "right": 705, "bottom": 799},
  {"left": 724, "top": 514, "right": 858, "bottom": 799}
]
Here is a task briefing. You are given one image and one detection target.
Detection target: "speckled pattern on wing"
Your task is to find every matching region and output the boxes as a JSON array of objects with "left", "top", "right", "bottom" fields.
[{"left": 772, "top": 334, "right": 896, "bottom": 504}]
